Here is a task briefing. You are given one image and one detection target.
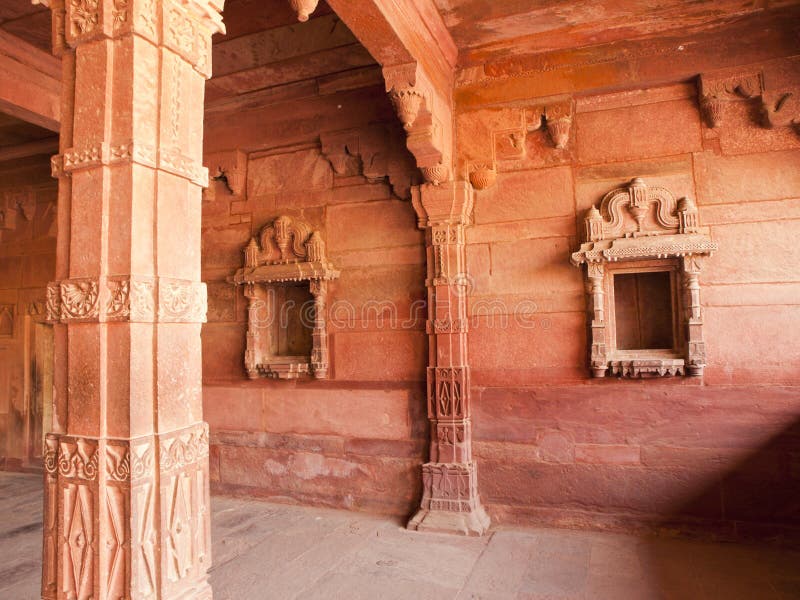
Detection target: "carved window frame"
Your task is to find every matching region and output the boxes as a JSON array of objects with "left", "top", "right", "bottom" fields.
[
  {"left": 571, "top": 178, "right": 717, "bottom": 378},
  {"left": 229, "top": 215, "right": 339, "bottom": 380}
]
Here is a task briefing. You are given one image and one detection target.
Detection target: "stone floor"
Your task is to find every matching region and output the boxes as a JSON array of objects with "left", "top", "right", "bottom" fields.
[{"left": 1, "top": 472, "right": 799, "bottom": 599}]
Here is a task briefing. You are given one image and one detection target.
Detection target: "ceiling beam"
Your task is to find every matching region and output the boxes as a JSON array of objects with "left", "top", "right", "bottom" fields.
[
  {"left": 0, "top": 30, "right": 61, "bottom": 132},
  {"left": 0, "top": 137, "right": 59, "bottom": 162}
]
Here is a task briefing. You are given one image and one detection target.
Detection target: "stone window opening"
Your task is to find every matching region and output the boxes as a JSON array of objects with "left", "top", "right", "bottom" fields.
[
  {"left": 571, "top": 178, "right": 717, "bottom": 378},
  {"left": 230, "top": 215, "right": 339, "bottom": 380}
]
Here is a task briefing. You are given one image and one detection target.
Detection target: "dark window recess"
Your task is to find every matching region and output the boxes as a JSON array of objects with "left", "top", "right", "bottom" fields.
[{"left": 614, "top": 272, "right": 674, "bottom": 350}]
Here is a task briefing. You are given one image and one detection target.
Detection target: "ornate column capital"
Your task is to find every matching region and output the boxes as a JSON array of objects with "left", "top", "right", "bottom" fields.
[
  {"left": 42, "top": 0, "right": 225, "bottom": 70},
  {"left": 411, "top": 181, "right": 473, "bottom": 229}
]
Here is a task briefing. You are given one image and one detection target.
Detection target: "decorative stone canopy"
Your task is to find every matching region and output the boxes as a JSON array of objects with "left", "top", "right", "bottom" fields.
[
  {"left": 571, "top": 178, "right": 718, "bottom": 266},
  {"left": 230, "top": 215, "right": 339, "bottom": 285}
]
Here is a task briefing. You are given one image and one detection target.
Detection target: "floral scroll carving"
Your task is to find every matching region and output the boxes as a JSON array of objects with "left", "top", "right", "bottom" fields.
[
  {"left": 571, "top": 178, "right": 717, "bottom": 378},
  {"left": 230, "top": 216, "right": 339, "bottom": 380}
]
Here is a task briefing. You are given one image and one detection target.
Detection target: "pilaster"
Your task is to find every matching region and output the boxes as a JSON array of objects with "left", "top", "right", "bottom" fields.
[{"left": 407, "top": 181, "right": 490, "bottom": 536}]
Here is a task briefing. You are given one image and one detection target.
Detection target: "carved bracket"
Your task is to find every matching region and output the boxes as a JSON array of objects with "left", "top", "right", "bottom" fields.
[
  {"left": 384, "top": 63, "right": 453, "bottom": 186},
  {"left": 320, "top": 124, "right": 419, "bottom": 199},
  {"left": 206, "top": 149, "right": 247, "bottom": 196},
  {"left": 697, "top": 71, "right": 764, "bottom": 128},
  {"left": 458, "top": 97, "right": 573, "bottom": 191},
  {"left": 761, "top": 90, "right": 800, "bottom": 132},
  {"left": 289, "top": 0, "right": 319, "bottom": 22}
]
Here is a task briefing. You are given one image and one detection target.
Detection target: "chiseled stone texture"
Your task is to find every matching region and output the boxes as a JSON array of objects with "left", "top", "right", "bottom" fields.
[{"left": 3, "top": 472, "right": 800, "bottom": 600}]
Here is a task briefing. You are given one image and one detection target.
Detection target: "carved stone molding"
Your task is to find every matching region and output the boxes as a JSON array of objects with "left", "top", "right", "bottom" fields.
[
  {"left": 697, "top": 71, "right": 764, "bottom": 128},
  {"left": 46, "top": 276, "right": 205, "bottom": 323},
  {"left": 230, "top": 216, "right": 339, "bottom": 380},
  {"left": 571, "top": 178, "right": 717, "bottom": 378}
]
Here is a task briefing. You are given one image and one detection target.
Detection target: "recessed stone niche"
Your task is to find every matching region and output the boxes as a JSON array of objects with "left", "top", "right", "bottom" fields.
[
  {"left": 230, "top": 215, "right": 339, "bottom": 380},
  {"left": 571, "top": 178, "right": 718, "bottom": 378}
]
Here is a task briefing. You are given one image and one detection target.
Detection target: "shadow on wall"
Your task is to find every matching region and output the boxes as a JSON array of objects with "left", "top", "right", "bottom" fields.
[
  {"left": 656, "top": 416, "right": 800, "bottom": 546},
  {"left": 638, "top": 417, "right": 800, "bottom": 598}
]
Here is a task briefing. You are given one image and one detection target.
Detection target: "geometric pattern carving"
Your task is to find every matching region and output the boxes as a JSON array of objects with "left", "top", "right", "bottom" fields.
[
  {"left": 571, "top": 178, "right": 717, "bottom": 378},
  {"left": 230, "top": 216, "right": 339, "bottom": 380},
  {"left": 63, "top": 483, "right": 94, "bottom": 600}
]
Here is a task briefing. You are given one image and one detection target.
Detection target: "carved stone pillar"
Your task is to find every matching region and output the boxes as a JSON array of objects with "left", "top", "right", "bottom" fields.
[
  {"left": 586, "top": 262, "right": 608, "bottom": 378},
  {"left": 41, "top": 1, "right": 224, "bottom": 598},
  {"left": 682, "top": 257, "right": 706, "bottom": 376},
  {"left": 408, "top": 181, "right": 490, "bottom": 536}
]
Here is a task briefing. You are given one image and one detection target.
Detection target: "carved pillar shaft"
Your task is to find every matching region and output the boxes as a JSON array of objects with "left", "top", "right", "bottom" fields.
[
  {"left": 586, "top": 263, "right": 608, "bottom": 378},
  {"left": 408, "top": 181, "right": 489, "bottom": 536},
  {"left": 682, "top": 257, "right": 706, "bottom": 376},
  {"left": 41, "top": 1, "right": 224, "bottom": 598},
  {"left": 310, "top": 280, "right": 329, "bottom": 379}
]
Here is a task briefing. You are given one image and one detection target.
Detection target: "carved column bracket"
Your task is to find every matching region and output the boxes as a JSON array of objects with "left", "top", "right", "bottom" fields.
[
  {"left": 408, "top": 181, "right": 489, "bottom": 536},
  {"left": 697, "top": 70, "right": 764, "bottom": 128},
  {"left": 384, "top": 63, "right": 453, "bottom": 186},
  {"left": 458, "top": 97, "right": 573, "bottom": 191}
]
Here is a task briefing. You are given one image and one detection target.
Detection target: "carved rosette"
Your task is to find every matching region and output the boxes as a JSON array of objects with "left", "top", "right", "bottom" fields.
[
  {"left": 158, "top": 279, "right": 207, "bottom": 323},
  {"left": 60, "top": 280, "right": 100, "bottom": 320}
]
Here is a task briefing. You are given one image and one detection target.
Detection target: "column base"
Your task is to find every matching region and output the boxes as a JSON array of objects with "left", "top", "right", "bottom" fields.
[
  {"left": 407, "top": 503, "right": 491, "bottom": 536},
  {"left": 406, "top": 461, "right": 491, "bottom": 536},
  {"left": 169, "top": 578, "right": 213, "bottom": 600}
]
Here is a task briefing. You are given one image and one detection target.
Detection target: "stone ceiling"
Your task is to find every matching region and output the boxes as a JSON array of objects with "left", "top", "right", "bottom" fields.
[{"left": 434, "top": 0, "right": 800, "bottom": 65}]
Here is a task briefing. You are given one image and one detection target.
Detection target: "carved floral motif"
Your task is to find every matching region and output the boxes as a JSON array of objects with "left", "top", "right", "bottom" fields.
[
  {"left": 60, "top": 280, "right": 100, "bottom": 320},
  {"left": 388, "top": 87, "right": 425, "bottom": 131}
]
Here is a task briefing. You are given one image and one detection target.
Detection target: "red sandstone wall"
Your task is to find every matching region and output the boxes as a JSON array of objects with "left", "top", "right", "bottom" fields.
[
  {"left": 201, "top": 58, "right": 800, "bottom": 538},
  {"left": 201, "top": 85, "right": 430, "bottom": 514},
  {"left": 463, "top": 57, "right": 800, "bottom": 540},
  {"left": 0, "top": 155, "right": 57, "bottom": 470}
]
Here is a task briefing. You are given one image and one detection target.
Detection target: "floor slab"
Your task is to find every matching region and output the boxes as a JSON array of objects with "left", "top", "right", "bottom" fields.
[{"left": 1, "top": 472, "right": 798, "bottom": 599}]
